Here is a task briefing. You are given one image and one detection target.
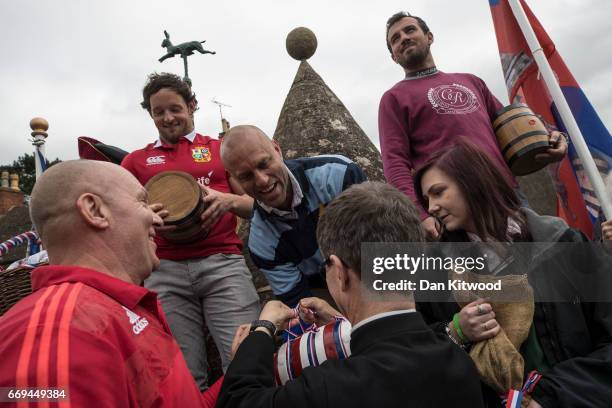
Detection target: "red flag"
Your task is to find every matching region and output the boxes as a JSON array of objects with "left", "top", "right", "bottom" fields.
[{"left": 490, "top": 0, "right": 612, "bottom": 238}]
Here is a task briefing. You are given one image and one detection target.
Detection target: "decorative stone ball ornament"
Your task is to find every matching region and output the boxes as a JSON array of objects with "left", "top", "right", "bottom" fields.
[{"left": 286, "top": 27, "right": 317, "bottom": 61}]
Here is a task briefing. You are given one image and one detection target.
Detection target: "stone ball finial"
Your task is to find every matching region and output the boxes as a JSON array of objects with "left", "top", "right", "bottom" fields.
[
  {"left": 30, "top": 117, "right": 49, "bottom": 137},
  {"left": 286, "top": 27, "right": 317, "bottom": 61}
]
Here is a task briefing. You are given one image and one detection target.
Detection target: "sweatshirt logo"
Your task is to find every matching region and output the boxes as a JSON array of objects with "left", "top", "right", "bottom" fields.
[
  {"left": 427, "top": 83, "right": 479, "bottom": 114},
  {"left": 122, "top": 306, "right": 149, "bottom": 335}
]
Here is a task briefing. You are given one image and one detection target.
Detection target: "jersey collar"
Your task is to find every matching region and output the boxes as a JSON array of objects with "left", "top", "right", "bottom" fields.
[{"left": 152, "top": 130, "right": 197, "bottom": 148}]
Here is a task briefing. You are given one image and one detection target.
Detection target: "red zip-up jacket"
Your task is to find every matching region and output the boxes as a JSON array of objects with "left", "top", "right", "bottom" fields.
[{"left": 0, "top": 265, "right": 221, "bottom": 407}]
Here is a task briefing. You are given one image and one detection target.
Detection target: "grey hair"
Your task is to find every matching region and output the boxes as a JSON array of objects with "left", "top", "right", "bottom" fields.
[{"left": 316, "top": 181, "right": 425, "bottom": 278}]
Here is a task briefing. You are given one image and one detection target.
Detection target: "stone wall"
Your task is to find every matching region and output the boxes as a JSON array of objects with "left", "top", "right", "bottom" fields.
[{"left": 0, "top": 188, "right": 24, "bottom": 217}]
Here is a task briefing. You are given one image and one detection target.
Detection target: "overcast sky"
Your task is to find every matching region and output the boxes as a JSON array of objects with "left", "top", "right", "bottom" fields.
[{"left": 1, "top": 0, "right": 610, "bottom": 165}]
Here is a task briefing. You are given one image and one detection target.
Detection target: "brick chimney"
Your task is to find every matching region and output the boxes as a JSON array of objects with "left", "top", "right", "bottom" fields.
[{"left": 0, "top": 172, "right": 24, "bottom": 216}]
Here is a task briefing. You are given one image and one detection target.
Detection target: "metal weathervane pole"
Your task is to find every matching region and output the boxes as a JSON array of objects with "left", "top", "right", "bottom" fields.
[
  {"left": 508, "top": 0, "right": 612, "bottom": 219},
  {"left": 211, "top": 98, "right": 231, "bottom": 120},
  {"left": 211, "top": 98, "right": 232, "bottom": 134}
]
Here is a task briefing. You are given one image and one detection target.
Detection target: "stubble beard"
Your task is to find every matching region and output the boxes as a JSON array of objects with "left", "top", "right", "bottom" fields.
[{"left": 398, "top": 44, "right": 431, "bottom": 71}]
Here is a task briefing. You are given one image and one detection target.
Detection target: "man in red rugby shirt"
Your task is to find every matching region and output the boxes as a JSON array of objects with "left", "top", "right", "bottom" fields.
[
  {"left": 0, "top": 160, "right": 223, "bottom": 407},
  {"left": 121, "top": 73, "right": 259, "bottom": 390}
]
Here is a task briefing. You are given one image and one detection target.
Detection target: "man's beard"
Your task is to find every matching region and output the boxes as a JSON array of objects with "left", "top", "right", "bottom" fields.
[{"left": 397, "top": 43, "right": 430, "bottom": 70}]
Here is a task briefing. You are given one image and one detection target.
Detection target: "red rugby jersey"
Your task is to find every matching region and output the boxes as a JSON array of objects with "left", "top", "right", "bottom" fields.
[
  {"left": 0, "top": 265, "right": 220, "bottom": 407},
  {"left": 121, "top": 133, "right": 242, "bottom": 260}
]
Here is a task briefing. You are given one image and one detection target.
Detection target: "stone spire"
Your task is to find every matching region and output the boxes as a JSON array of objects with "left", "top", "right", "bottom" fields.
[{"left": 273, "top": 27, "right": 384, "bottom": 181}]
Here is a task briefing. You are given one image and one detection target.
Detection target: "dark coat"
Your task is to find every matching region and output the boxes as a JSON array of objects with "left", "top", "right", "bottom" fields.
[
  {"left": 218, "top": 312, "right": 485, "bottom": 408},
  {"left": 417, "top": 209, "right": 612, "bottom": 407}
]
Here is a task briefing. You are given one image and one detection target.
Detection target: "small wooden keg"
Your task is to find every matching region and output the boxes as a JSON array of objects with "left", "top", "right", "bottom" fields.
[
  {"left": 144, "top": 171, "right": 207, "bottom": 244},
  {"left": 493, "top": 103, "right": 550, "bottom": 176}
]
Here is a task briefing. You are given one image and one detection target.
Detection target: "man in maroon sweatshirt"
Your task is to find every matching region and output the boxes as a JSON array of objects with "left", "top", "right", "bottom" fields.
[{"left": 378, "top": 11, "right": 567, "bottom": 238}]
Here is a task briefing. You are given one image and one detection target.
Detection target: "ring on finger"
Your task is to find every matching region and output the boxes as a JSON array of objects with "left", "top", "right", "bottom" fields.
[{"left": 477, "top": 304, "right": 485, "bottom": 315}]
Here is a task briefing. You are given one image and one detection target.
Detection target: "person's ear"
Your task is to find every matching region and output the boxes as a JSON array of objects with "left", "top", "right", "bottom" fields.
[
  {"left": 272, "top": 140, "right": 284, "bottom": 159},
  {"left": 76, "top": 193, "right": 110, "bottom": 230},
  {"left": 188, "top": 100, "right": 197, "bottom": 116},
  {"left": 330, "top": 255, "right": 351, "bottom": 291},
  {"left": 427, "top": 31, "right": 434, "bottom": 45}
]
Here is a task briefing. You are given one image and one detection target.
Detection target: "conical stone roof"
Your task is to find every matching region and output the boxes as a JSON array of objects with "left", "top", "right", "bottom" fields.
[{"left": 273, "top": 29, "right": 384, "bottom": 181}]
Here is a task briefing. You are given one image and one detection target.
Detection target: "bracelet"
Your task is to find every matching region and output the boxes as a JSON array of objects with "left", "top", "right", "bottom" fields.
[
  {"left": 452, "top": 313, "right": 468, "bottom": 343},
  {"left": 445, "top": 323, "right": 462, "bottom": 346},
  {"left": 446, "top": 322, "right": 471, "bottom": 350}
]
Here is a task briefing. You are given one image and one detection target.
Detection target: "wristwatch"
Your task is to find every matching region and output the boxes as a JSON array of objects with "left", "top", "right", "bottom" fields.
[{"left": 250, "top": 320, "right": 277, "bottom": 337}]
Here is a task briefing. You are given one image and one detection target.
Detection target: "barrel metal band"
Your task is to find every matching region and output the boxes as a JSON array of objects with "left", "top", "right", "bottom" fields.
[
  {"left": 494, "top": 112, "right": 539, "bottom": 132},
  {"left": 501, "top": 131, "right": 549, "bottom": 155},
  {"left": 507, "top": 141, "right": 551, "bottom": 169}
]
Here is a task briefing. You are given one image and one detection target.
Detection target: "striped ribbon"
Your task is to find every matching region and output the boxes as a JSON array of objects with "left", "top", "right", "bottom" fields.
[
  {"left": 282, "top": 305, "right": 315, "bottom": 342},
  {"left": 0, "top": 231, "right": 40, "bottom": 257},
  {"left": 276, "top": 313, "right": 351, "bottom": 385},
  {"left": 503, "top": 371, "right": 543, "bottom": 408}
]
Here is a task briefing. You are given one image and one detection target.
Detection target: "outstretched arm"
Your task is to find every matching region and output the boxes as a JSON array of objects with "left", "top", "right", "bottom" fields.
[{"left": 199, "top": 179, "right": 254, "bottom": 231}]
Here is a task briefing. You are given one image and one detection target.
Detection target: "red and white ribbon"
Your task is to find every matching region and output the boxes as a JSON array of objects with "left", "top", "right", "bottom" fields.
[
  {"left": 0, "top": 231, "right": 40, "bottom": 257},
  {"left": 503, "top": 371, "right": 543, "bottom": 408},
  {"left": 275, "top": 316, "right": 351, "bottom": 385}
]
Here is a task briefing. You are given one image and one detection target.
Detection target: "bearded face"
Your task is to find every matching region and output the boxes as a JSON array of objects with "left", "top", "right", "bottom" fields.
[
  {"left": 395, "top": 41, "right": 431, "bottom": 70},
  {"left": 387, "top": 17, "right": 433, "bottom": 71}
]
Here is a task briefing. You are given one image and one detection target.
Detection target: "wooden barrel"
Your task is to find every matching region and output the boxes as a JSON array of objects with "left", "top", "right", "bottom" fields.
[
  {"left": 144, "top": 171, "right": 207, "bottom": 244},
  {"left": 493, "top": 103, "right": 550, "bottom": 176}
]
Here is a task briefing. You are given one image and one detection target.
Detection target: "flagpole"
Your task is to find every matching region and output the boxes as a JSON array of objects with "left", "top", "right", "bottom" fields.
[
  {"left": 508, "top": 0, "right": 612, "bottom": 220},
  {"left": 29, "top": 117, "right": 49, "bottom": 180}
]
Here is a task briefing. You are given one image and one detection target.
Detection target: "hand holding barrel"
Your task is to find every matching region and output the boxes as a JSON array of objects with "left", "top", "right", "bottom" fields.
[
  {"left": 148, "top": 202, "right": 177, "bottom": 233},
  {"left": 144, "top": 171, "right": 209, "bottom": 243},
  {"left": 535, "top": 130, "right": 568, "bottom": 164},
  {"left": 494, "top": 104, "right": 568, "bottom": 175},
  {"left": 200, "top": 185, "right": 235, "bottom": 231}
]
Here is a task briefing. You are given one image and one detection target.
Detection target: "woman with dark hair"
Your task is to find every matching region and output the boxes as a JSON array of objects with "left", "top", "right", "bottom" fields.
[{"left": 413, "top": 140, "right": 612, "bottom": 408}]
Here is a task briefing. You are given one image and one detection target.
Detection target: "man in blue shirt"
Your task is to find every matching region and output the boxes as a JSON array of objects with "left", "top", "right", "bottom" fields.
[{"left": 221, "top": 125, "right": 366, "bottom": 306}]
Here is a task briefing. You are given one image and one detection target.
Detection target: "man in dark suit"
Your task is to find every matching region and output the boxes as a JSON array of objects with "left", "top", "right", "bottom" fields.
[{"left": 218, "top": 181, "right": 485, "bottom": 408}]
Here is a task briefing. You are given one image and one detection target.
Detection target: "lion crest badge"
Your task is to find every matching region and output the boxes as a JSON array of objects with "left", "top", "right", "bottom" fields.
[{"left": 192, "top": 146, "right": 212, "bottom": 163}]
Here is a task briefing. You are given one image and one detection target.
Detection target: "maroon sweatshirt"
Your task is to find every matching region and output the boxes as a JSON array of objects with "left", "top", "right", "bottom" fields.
[{"left": 378, "top": 71, "right": 517, "bottom": 218}]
